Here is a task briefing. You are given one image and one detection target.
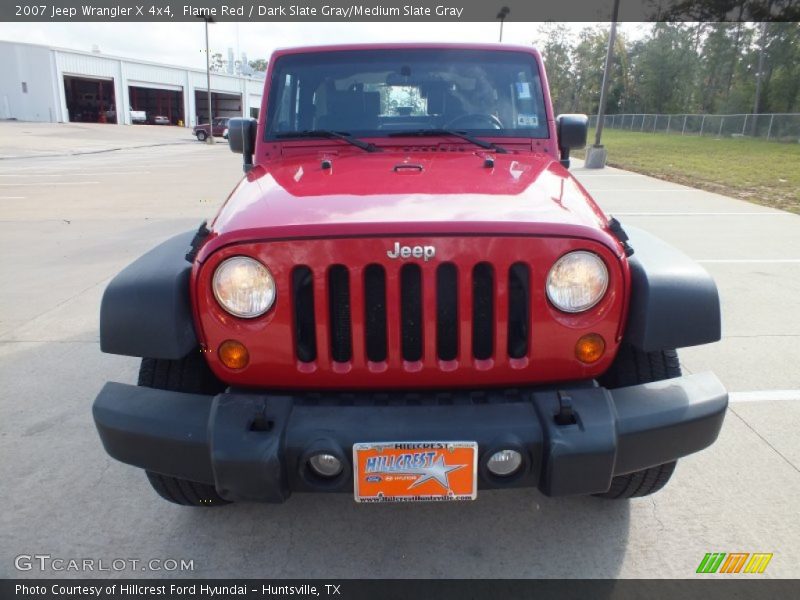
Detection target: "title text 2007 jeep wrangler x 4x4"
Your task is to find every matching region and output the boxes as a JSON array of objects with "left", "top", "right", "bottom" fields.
[{"left": 93, "top": 44, "right": 727, "bottom": 506}]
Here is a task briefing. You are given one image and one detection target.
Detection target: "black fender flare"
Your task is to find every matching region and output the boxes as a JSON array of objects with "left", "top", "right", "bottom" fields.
[
  {"left": 623, "top": 225, "right": 721, "bottom": 352},
  {"left": 100, "top": 231, "right": 198, "bottom": 359}
]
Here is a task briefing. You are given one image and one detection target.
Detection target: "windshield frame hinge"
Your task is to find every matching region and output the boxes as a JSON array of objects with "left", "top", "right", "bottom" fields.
[
  {"left": 608, "top": 217, "right": 634, "bottom": 257},
  {"left": 185, "top": 221, "right": 211, "bottom": 264}
]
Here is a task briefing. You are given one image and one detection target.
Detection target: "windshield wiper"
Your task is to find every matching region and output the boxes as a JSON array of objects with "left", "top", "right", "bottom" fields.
[
  {"left": 274, "top": 130, "right": 380, "bottom": 153},
  {"left": 387, "top": 129, "right": 508, "bottom": 154}
]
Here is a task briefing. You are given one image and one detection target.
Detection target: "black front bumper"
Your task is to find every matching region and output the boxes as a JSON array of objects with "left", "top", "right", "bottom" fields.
[{"left": 93, "top": 373, "right": 727, "bottom": 502}]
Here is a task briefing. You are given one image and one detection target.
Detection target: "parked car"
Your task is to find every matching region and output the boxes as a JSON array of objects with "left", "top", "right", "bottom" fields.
[
  {"left": 193, "top": 117, "right": 229, "bottom": 141},
  {"left": 152, "top": 115, "right": 170, "bottom": 125},
  {"left": 94, "top": 43, "right": 727, "bottom": 508},
  {"left": 130, "top": 110, "right": 147, "bottom": 124}
]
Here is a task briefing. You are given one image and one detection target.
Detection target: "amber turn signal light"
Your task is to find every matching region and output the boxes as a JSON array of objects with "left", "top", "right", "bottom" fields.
[
  {"left": 218, "top": 340, "right": 249, "bottom": 370},
  {"left": 575, "top": 333, "right": 605, "bottom": 364}
]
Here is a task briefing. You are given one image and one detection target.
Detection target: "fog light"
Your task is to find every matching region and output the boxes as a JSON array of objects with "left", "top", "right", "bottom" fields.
[
  {"left": 308, "top": 453, "right": 343, "bottom": 478},
  {"left": 218, "top": 340, "right": 249, "bottom": 369},
  {"left": 575, "top": 333, "right": 605, "bottom": 364},
  {"left": 486, "top": 449, "right": 523, "bottom": 476}
]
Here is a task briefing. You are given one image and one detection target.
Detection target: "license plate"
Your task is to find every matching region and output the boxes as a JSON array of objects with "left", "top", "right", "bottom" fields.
[{"left": 353, "top": 441, "right": 478, "bottom": 503}]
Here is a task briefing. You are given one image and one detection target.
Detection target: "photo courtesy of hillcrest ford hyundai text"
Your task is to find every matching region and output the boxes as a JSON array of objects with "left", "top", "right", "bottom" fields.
[{"left": 92, "top": 43, "right": 727, "bottom": 507}]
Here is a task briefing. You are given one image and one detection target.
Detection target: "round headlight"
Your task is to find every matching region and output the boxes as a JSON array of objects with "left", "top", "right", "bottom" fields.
[
  {"left": 546, "top": 251, "right": 608, "bottom": 313},
  {"left": 212, "top": 256, "right": 276, "bottom": 318}
]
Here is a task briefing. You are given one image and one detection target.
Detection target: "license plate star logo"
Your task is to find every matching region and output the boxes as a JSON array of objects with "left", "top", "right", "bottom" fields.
[
  {"left": 364, "top": 452, "right": 467, "bottom": 491},
  {"left": 407, "top": 455, "right": 466, "bottom": 490}
]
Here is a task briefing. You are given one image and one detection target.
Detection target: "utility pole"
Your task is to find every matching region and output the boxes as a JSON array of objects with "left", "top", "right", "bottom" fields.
[
  {"left": 200, "top": 15, "right": 215, "bottom": 144},
  {"left": 752, "top": 21, "right": 768, "bottom": 136},
  {"left": 497, "top": 6, "right": 509, "bottom": 43},
  {"left": 594, "top": 0, "right": 620, "bottom": 147},
  {"left": 585, "top": 0, "right": 620, "bottom": 168}
]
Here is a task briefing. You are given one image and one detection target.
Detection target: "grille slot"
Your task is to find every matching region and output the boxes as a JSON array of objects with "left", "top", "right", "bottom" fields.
[
  {"left": 472, "top": 262, "right": 494, "bottom": 360},
  {"left": 400, "top": 263, "right": 423, "bottom": 362},
  {"left": 328, "top": 265, "right": 352, "bottom": 362},
  {"left": 364, "top": 264, "right": 387, "bottom": 362},
  {"left": 507, "top": 262, "right": 530, "bottom": 358},
  {"left": 436, "top": 263, "right": 458, "bottom": 361},
  {"left": 292, "top": 266, "right": 317, "bottom": 362}
]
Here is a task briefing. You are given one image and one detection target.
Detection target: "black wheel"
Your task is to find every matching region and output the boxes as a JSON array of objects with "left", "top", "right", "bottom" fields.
[
  {"left": 196, "top": 130, "right": 207, "bottom": 141},
  {"left": 145, "top": 471, "right": 229, "bottom": 507},
  {"left": 137, "top": 352, "right": 226, "bottom": 395},
  {"left": 594, "top": 345, "right": 682, "bottom": 499},
  {"left": 597, "top": 461, "right": 677, "bottom": 500},
  {"left": 138, "top": 352, "right": 229, "bottom": 506}
]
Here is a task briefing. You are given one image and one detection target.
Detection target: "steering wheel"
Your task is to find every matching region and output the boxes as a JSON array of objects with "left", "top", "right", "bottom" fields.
[{"left": 444, "top": 113, "right": 504, "bottom": 130}]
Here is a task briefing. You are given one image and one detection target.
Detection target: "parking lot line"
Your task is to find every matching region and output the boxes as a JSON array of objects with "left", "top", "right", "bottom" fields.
[
  {"left": 573, "top": 173, "right": 639, "bottom": 177},
  {"left": 697, "top": 259, "right": 800, "bottom": 264},
  {"left": 591, "top": 188, "right": 706, "bottom": 192},
  {"left": 0, "top": 172, "right": 151, "bottom": 177},
  {"left": 615, "top": 212, "right": 790, "bottom": 216},
  {"left": 0, "top": 181, "right": 101, "bottom": 186},
  {"left": 0, "top": 196, "right": 25, "bottom": 199},
  {"left": 729, "top": 390, "right": 800, "bottom": 403}
]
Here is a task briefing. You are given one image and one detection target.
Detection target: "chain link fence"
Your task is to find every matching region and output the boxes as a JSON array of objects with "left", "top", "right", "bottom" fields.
[{"left": 588, "top": 113, "right": 800, "bottom": 142}]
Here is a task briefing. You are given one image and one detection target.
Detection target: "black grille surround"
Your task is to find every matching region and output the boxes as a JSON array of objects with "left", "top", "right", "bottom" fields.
[
  {"left": 471, "top": 262, "right": 494, "bottom": 361},
  {"left": 400, "top": 264, "right": 423, "bottom": 362},
  {"left": 507, "top": 262, "right": 531, "bottom": 359},
  {"left": 436, "top": 263, "right": 459, "bottom": 361},
  {"left": 327, "top": 265, "right": 352, "bottom": 362},
  {"left": 363, "top": 264, "right": 388, "bottom": 363},
  {"left": 291, "top": 266, "right": 317, "bottom": 362}
]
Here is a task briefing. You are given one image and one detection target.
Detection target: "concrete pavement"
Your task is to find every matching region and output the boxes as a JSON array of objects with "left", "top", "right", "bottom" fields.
[
  {"left": 0, "top": 121, "right": 195, "bottom": 159},
  {"left": 1, "top": 123, "right": 798, "bottom": 579}
]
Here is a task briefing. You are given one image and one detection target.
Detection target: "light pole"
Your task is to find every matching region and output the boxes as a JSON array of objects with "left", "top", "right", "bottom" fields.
[
  {"left": 199, "top": 15, "right": 215, "bottom": 144},
  {"left": 585, "top": 0, "right": 620, "bottom": 168},
  {"left": 497, "top": 6, "right": 509, "bottom": 43}
]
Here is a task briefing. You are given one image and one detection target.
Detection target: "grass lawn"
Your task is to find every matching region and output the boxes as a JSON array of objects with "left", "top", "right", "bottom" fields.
[{"left": 574, "top": 129, "right": 800, "bottom": 214}]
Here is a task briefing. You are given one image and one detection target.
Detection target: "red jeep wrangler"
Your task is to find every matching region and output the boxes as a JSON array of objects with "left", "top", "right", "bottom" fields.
[{"left": 94, "top": 44, "right": 727, "bottom": 506}]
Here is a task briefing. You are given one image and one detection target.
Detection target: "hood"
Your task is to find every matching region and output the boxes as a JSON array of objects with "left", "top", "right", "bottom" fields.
[{"left": 201, "top": 149, "right": 618, "bottom": 259}]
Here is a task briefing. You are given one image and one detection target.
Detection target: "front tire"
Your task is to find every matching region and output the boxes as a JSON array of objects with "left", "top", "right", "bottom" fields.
[
  {"left": 138, "top": 353, "right": 229, "bottom": 506},
  {"left": 146, "top": 471, "right": 230, "bottom": 506},
  {"left": 137, "top": 352, "right": 226, "bottom": 395},
  {"left": 597, "top": 461, "right": 677, "bottom": 500},
  {"left": 594, "top": 345, "right": 682, "bottom": 499}
]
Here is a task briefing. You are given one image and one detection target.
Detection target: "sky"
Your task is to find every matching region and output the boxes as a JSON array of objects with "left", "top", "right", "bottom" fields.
[{"left": 0, "top": 22, "right": 647, "bottom": 71}]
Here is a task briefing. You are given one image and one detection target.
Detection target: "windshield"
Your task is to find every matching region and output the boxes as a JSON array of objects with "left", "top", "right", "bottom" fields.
[{"left": 265, "top": 49, "right": 548, "bottom": 139}]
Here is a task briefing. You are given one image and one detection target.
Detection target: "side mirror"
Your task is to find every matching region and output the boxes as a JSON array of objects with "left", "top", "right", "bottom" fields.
[
  {"left": 228, "top": 117, "right": 258, "bottom": 172},
  {"left": 556, "top": 114, "right": 588, "bottom": 169}
]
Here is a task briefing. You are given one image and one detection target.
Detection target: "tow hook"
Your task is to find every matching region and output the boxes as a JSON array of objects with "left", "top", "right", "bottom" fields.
[{"left": 554, "top": 391, "right": 577, "bottom": 426}]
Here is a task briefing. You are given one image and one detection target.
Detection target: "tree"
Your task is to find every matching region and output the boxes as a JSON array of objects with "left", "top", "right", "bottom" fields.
[
  {"left": 763, "top": 22, "right": 800, "bottom": 112},
  {"left": 248, "top": 58, "right": 268, "bottom": 73},
  {"left": 629, "top": 23, "right": 699, "bottom": 113},
  {"left": 568, "top": 26, "right": 628, "bottom": 115},
  {"left": 209, "top": 52, "right": 226, "bottom": 73},
  {"left": 537, "top": 24, "right": 574, "bottom": 116},
  {"left": 531, "top": 21, "right": 800, "bottom": 121}
]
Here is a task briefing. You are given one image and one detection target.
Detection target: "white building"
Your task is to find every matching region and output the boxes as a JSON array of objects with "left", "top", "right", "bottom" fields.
[{"left": 0, "top": 40, "right": 264, "bottom": 127}]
